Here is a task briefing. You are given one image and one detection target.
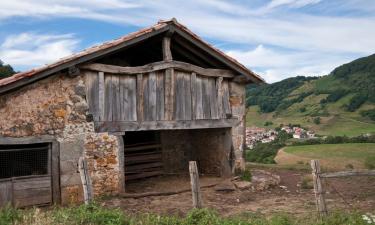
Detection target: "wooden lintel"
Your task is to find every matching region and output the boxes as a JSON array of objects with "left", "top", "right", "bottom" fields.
[
  {"left": 232, "top": 75, "right": 252, "bottom": 84},
  {"left": 94, "top": 119, "right": 238, "bottom": 132},
  {"left": 80, "top": 61, "right": 235, "bottom": 78}
]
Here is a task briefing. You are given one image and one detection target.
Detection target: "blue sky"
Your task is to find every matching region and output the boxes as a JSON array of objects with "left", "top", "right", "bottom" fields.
[{"left": 0, "top": 0, "right": 375, "bottom": 83}]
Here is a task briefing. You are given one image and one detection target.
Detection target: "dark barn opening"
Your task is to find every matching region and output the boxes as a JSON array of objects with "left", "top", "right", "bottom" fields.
[
  {"left": 122, "top": 128, "right": 232, "bottom": 190},
  {"left": 0, "top": 143, "right": 49, "bottom": 179}
]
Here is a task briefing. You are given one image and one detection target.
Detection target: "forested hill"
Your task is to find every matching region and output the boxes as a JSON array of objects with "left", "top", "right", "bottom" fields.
[{"left": 246, "top": 54, "right": 375, "bottom": 136}]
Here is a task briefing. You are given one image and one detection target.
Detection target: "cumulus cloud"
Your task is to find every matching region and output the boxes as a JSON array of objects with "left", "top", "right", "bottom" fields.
[{"left": 0, "top": 33, "right": 79, "bottom": 67}]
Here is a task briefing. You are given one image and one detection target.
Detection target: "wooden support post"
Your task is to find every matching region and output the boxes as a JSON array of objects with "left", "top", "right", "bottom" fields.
[
  {"left": 79, "top": 157, "right": 93, "bottom": 204},
  {"left": 162, "top": 36, "right": 172, "bottom": 61},
  {"left": 311, "top": 160, "right": 327, "bottom": 217},
  {"left": 98, "top": 71, "right": 105, "bottom": 121},
  {"left": 189, "top": 161, "right": 203, "bottom": 208}
]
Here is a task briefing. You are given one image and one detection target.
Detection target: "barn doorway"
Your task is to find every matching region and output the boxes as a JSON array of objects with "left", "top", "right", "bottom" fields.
[
  {"left": 0, "top": 138, "right": 60, "bottom": 208},
  {"left": 123, "top": 131, "right": 163, "bottom": 182}
]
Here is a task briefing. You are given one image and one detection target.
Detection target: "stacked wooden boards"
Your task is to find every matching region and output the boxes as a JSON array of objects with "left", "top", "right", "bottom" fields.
[{"left": 85, "top": 68, "right": 232, "bottom": 124}]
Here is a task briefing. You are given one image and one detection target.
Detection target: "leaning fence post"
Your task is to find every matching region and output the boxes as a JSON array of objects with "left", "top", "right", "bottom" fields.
[
  {"left": 311, "top": 160, "right": 327, "bottom": 217},
  {"left": 189, "top": 161, "right": 203, "bottom": 208},
  {"left": 79, "top": 157, "right": 93, "bottom": 204}
]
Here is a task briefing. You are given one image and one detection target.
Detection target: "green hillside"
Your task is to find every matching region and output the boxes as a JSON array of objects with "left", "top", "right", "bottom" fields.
[{"left": 246, "top": 54, "right": 375, "bottom": 136}]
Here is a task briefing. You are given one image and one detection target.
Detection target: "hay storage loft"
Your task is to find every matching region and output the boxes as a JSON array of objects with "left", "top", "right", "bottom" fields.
[{"left": 0, "top": 19, "right": 264, "bottom": 207}]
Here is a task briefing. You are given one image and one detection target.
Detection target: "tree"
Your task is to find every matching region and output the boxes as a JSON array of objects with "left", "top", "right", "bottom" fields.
[{"left": 0, "top": 60, "right": 16, "bottom": 79}]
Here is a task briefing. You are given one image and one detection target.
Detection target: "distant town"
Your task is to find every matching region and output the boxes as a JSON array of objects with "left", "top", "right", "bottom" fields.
[{"left": 246, "top": 125, "right": 316, "bottom": 149}]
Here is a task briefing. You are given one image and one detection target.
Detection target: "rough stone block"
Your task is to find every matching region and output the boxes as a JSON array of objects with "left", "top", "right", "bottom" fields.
[
  {"left": 60, "top": 140, "right": 84, "bottom": 161},
  {"left": 61, "top": 173, "right": 82, "bottom": 187}
]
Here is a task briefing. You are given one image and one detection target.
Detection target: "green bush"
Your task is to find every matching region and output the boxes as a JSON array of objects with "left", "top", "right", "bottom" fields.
[
  {"left": 313, "top": 117, "right": 321, "bottom": 125},
  {"left": 361, "top": 109, "right": 375, "bottom": 121}
]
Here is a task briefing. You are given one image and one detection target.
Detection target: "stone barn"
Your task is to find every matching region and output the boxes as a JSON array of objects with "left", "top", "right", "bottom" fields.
[{"left": 0, "top": 19, "right": 264, "bottom": 207}]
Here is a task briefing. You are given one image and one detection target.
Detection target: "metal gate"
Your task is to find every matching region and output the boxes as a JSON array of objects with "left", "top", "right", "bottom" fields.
[{"left": 0, "top": 143, "right": 53, "bottom": 207}]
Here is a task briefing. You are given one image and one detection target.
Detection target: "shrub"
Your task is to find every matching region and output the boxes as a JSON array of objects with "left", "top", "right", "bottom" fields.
[
  {"left": 240, "top": 168, "right": 252, "bottom": 182},
  {"left": 264, "top": 121, "right": 273, "bottom": 126},
  {"left": 299, "top": 107, "right": 306, "bottom": 113},
  {"left": 345, "top": 164, "right": 354, "bottom": 170},
  {"left": 313, "top": 117, "right": 321, "bottom": 125},
  {"left": 360, "top": 109, "right": 375, "bottom": 121},
  {"left": 364, "top": 156, "right": 375, "bottom": 169},
  {"left": 301, "top": 175, "right": 313, "bottom": 189},
  {"left": 345, "top": 94, "right": 367, "bottom": 112}
]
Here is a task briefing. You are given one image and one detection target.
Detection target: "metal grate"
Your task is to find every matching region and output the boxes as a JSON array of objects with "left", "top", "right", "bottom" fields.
[{"left": 0, "top": 143, "right": 49, "bottom": 179}]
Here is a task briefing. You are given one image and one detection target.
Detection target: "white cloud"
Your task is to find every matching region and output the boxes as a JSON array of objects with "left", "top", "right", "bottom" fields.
[
  {"left": 227, "top": 45, "right": 355, "bottom": 83},
  {"left": 266, "top": 0, "right": 322, "bottom": 9},
  {"left": 0, "top": 33, "right": 79, "bottom": 67}
]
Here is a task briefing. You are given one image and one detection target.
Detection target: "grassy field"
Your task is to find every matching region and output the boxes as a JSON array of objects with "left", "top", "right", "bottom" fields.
[{"left": 275, "top": 143, "right": 375, "bottom": 170}]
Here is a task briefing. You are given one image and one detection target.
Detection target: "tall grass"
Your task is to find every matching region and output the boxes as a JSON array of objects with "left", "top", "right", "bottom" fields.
[{"left": 0, "top": 203, "right": 371, "bottom": 225}]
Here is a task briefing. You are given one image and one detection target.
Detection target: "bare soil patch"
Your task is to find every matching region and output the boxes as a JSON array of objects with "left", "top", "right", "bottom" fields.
[{"left": 103, "top": 168, "right": 375, "bottom": 217}]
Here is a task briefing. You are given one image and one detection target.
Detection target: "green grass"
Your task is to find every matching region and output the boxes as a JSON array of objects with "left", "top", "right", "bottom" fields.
[
  {"left": 279, "top": 143, "right": 375, "bottom": 170},
  {"left": 0, "top": 203, "right": 372, "bottom": 225}
]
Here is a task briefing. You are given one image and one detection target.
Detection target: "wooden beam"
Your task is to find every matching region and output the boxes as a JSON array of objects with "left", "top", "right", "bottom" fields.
[
  {"left": 310, "top": 160, "right": 327, "bottom": 217},
  {"left": 320, "top": 170, "right": 375, "bottom": 178},
  {"left": 162, "top": 36, "right": 172, "bottom": 61},
  {"left": 80, "top": 61, "right": 235, "bottom": 78},
  {"left": 98, "top": 72, "right": 105, "bottom": 121},
  {"left": 189, "top": 161, "right": 203, "bottom": 208},
  {"left": 94, "top": 119, "right": 239, "bottom": 132}
]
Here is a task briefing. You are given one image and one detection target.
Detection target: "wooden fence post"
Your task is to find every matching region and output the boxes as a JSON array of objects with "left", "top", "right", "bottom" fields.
[
  {"left": 189, "top": 161, "right": 203, "bottom": 208},
  {"left": 311, "top": 160, "right": 327, "bottom": 217},
  {"left": 79, "top": 157, "right": 93, "bottom": 204}
]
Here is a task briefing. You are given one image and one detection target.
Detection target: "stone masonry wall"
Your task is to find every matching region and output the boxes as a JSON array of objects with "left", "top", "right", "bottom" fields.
[
  {"left": 229, "top": 82, "right": 246, "bottom": 172},
  {"left": 0, "top": 74, "right": 121, "bottom": 204}
]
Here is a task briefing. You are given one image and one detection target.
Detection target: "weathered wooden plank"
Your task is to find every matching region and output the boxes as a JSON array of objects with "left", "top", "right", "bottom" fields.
[
  {"left": 14, "top": 193, "right": 52, "bottom": 207},
  {"left": 51, "top": 140, "right": 61, "bottom": 204},
  {"left": 79, "top": 157, "right": 93, "bottom": 205},
  {"left": 128, "top": 76, "right": 137, "bottom": 121},
  {"left": 195, "top": 76, "right": 204, "bottom": 119},
  {"left": 202, "top": 77, "right": 211, "bottom": 119},
  {"left": 125, "top": 144, "right": 162, "bottom": 152},
  {"left": 222, "top": 80, "right": 231, "bottom": 117},
  {"left": 190, "top": 73, "right": 196, "bottom": 120},
  {"left": 125, "top": 170, "right": 163, "bottom": 181},
  {"left": 0, "top": 181, "right": 12, "bottom": 207},
  {"left": 137, "top": 74, "right": 143, "bottom": 122},
  {"left": 142, "top": 74, "right": 149, "bottom": 121},
  {"left": 216, "top": 77, "right": 224, "bottom": 118},
  {"left": 321, "top": 170, "right": 375, "bottom": 178},
  {"left": 81, "top": 61, "right": 235, "bottom": 78},
  {"left": 98, "top": 71, "right": 105, "bottom": 121},
  {"left": 112, "top": 75, "right": 121, "bottom": 121},
  {"left": 209, "top": 78, "right": 219, "bottom": 119},
  {"left": 104, "top": 74, "right": 113, "bottom": 121},
  {"left": 156, "top": 71, "right": 165, "bottom": 120},
  {"left": 13, "top": 187, "right": 51, "bottom": 199},
  {"left": 13, "top": 176, "right": 51, "bottom": 190},
  {"left": 164, "top": 68, "right": 175, "bottom": 120},
  {"left": 162, "top": 36, "right": 172, "bottom": 61},
  {"left": 119, "top": 76, "right": 126, "bottom": 121},
  {"left": 175, "top": 71, "right": 185, "bottom": 120},
  {"left": 85, "top": 71, "right": 99, "bottom": 121},
  {"left": 189, "top": 161, "right": 203, "bottom": 208},
  {"left": 124, "top": 153, "right": 162, "bottom": 164},
  {"left": 94, "top": 118, "right": 238, "bottom": 132},
  {"left": 126, "top": 162, "right": 163, "bottom": 172},
  {"left": 184, "top": 72, "right": 192, "bottom": 120},
  {"left": 147, "top": 72, "right": 157, "bottom": 121}
]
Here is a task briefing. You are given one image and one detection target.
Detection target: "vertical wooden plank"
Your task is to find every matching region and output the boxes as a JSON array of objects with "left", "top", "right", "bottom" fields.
[
  {"left": 85, "top": 71, "right": 99, "bottom": 121},
  {"left": 209, "top": 78, "right": 219, "bottom": 119},
  {"left": 175, "top": 71, "right": 185, "bottom": 120},
  {"left": 112, "top": 75, "right": 121, "bottom": 121},
  {"left": 98, "top": 72, "right": 105, "bottom": 121},
  {"left": 122, "top": 76, "right": 130, "bottom": 121},
  {"left": 195, "top": 76, "right": 204, "bottom": 119},
  {"left": 164, "top": 68, "right": 175, "bottom": 121},
  {"left": 189, "top": 161, "right": 203, "bottom": 208},
  {"left": 143, "top": 74, "right": 149, "bottom": 121},
  {"left": 119, "top": 76, "right": 126, "bottom": 121},
  {"left": 137, "top": 74, "right": 143, "bottom": 122},
  {"left": 162, "top": 36, "right": 172, "bottom": 61},
  {"left": 202, "top": 77, "right": 211, "bottom": 119},
  {"left": 191, "top": 72, "right": 196, "bottom": 120},
  {"left": 51, "top": 141, "right": 61, "bottom": 204},
  {"left": 311, "top": 160, "right": 327, "bottom": 217},
  {"left": 184, "top": 72, "right": 192, "bottom": 120},
  {"left": 216, "top": 77, "right": 224, "bottom": 118},
  {"left": 148, "top": 72, "right": 157, "bottom": 121},
  {"left": 0, "top": 181, "right": 12, "bottom": 207},
  {"left": 129, "top": 77, "right": 137, "bottom": 121},
  {"left": 79, "top": 157, "right": 93, "bottom": 205},
  {"left": 222, "top": 80, "right": 231, "bottom": 117},
  {"left": 104, "top": 74, "right": 113, "bottom": 121},
  {"left": 156, "top": 71, "right": 165, "bottom": 120}
]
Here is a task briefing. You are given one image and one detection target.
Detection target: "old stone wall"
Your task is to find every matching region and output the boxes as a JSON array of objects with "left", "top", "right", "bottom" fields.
[
  {"left": 0, "top": 74, "right": 121, "bottom": 204},
  {"left": 229, "top": 82, "right": 246, "bottom": 172}
]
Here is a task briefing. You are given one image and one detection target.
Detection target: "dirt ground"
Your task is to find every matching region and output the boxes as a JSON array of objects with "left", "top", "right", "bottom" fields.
[{"left": 103, "top": 167, "right": 375, "bottom": 217}]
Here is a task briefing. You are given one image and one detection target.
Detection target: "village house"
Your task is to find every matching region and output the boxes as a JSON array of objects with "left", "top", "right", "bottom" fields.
[{"left": 0, "top": 19, "right": 264, "bottom": 207}]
